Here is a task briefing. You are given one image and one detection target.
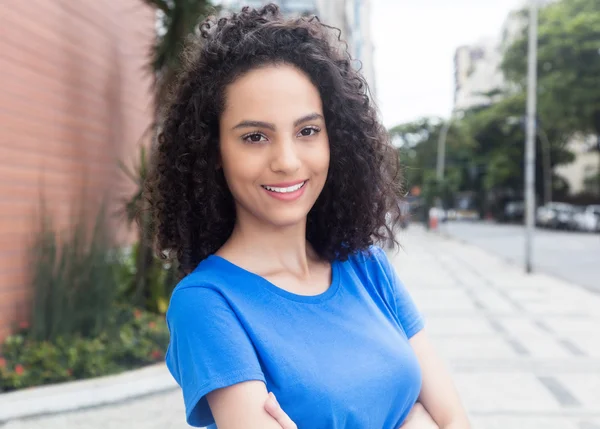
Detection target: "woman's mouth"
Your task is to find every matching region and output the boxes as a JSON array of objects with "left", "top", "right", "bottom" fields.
[{"left": 261, "top": 180, "right": 307, "bottom": 201}]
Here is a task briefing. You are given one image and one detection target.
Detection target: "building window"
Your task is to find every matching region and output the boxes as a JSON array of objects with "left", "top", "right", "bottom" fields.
[{"left": 470, "top": 48, "right": 484, "bottom": 61}]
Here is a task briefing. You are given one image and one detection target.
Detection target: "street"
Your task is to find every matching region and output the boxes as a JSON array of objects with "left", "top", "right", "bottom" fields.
[{"left": 443, "top": 222, "right": 600, "bottom": 294}]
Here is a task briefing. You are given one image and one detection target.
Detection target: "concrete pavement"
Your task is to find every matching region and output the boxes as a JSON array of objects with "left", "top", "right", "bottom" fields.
[
  {"left": 3, "top": 226, "right": 599, "bottom": 429},
  {"left": 0, "top": 391, "right": 189, "bottom": 429},
  {"left": 395, "top": 226, "right": 600, "bottom": 429}
]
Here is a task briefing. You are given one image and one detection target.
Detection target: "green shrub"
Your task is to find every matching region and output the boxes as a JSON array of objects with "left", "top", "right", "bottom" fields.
[
  {"left": 115, "top": 242, "right": 178, "bottom": 315},
  {"left": 0, "top": 199, "right": 173, "bottom": 393},
  {"left": 0, "top": 308, "right": 168, "bottom": 392},
  {"left": 30, "top": 201, "right": 119, "bottom": 342}
]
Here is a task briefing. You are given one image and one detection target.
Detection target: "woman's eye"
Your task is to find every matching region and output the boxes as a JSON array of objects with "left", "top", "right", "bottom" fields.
[
  {"left": 299, "top": 127, "right": 320, "bottom": 137},
  {"left": 243, "top": 133, "right": 267, "bottom": 143}
]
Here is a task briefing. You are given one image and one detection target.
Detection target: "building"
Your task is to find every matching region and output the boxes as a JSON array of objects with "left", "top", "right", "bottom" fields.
[
  {"left": 452, "top": 5, "right": 542, "bottom": 112},
  {"left": 314, "top": 0, "right": 376, "bottom": 95},
  {"left": 315, "top": 0, "right": 350, "bottom": 36},
  {"left": 0, "top": 1, "right": 154, "bottom": 340},
  {"left": 347, "top": 0, "right": 376, "bottom": 95},
  {"left": 220, "top": 0, "right": 318, "bottom": 16},
  {"left": 453, "top": 38, "right": 505, "bottom": 111},
  {"left": 555, "top": 137, "right": 600, "bottom": 195}
]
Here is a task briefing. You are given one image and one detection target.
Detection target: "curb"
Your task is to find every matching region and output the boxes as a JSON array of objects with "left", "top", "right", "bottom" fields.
[{"left": 0, "top": 363, "right": 179, "bottom": 423}]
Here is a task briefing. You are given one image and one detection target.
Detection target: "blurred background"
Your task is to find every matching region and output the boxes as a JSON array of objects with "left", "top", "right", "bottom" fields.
[{"left": 0, "top": 1, "right": 599, "bottom": 428}]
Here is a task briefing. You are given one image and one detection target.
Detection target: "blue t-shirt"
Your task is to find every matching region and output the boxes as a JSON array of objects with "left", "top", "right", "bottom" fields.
[{"left": 165, "top": 246, "right": 424, "bottom": 429}]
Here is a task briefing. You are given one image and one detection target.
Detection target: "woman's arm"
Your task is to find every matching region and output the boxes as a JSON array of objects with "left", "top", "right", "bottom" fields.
[
  {"left": 207, "top": 380, "right": 289, "bottom": 429},
  {"left": 409, "top": 330, "right": 471, "bottom": 429},
  {"left": 401, "top": 402, "right": 439, "bottom": 428}
]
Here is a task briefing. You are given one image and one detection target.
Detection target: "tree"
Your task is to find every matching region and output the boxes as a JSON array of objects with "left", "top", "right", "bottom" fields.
[
  {"left": 389, "top": 117, "right": 477, "bottom": 207},
  {"left": 463, "top": 93, "right": 575, "bottom": 213},
  {"left": 143, "top": 0, "right": 216, "bottom": 106},
  {"left": 502, "top": 0, "right": 600, "bottom": 140}
]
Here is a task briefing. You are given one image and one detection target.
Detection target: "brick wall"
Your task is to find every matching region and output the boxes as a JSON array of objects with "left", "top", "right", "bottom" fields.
[{"left": 0, "top": 1, "right": 155, "bottom": 340}]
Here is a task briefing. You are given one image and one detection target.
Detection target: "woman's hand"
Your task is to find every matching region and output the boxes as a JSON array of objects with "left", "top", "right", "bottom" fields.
[
  {"left": 400, "top": 402, "right": 439, "bottom": 429},
  {"left": 264, "top": 392, "right": 297, "bottom": 429}
]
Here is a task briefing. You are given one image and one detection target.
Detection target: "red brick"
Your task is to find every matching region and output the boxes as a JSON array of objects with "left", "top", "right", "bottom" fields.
[{"left": 0, "top": 0, "right": 154, "bottom": 340}]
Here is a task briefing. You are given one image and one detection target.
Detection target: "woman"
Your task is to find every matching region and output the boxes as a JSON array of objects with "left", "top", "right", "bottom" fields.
[{"left": 149, "top": 4, "right": 470, "bottom": 428}]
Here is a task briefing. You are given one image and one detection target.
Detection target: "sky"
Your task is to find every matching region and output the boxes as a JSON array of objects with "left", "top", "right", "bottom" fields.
[{"left": 371, "top": 0, "right": 525, "bottom": 128}]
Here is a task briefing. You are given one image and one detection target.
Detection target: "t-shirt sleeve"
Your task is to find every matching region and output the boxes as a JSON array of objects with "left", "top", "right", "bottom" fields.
[
  {"left": 371, "top": 246, "right": 425, "bottom": 339},
  {"left": 165, "top": 285, "right": 265, "bottom": 427}
]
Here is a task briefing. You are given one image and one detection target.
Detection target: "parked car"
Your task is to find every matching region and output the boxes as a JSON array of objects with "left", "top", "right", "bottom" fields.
[
  {"left": 536, "top": 202, "right": 578, "bottom": 230},
  {"left": 567, "top": 206, "right": 587, "bottom": 231},
  {"left": 503, "top": 201, "right": 525, "bottom": 223},
  {"left": 573, "top": 205, "right": 600, "bottom": 232},
  {"left": 455, "top": 209, "right": 480, "bottom": 221}
]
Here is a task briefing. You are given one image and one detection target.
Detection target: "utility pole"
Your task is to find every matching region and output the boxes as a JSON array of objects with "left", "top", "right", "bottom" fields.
[
  {"left": 436, "top": 119, "right": 451, "bottom": 181},
  {"left": 524, "top": 0, "right": 538, "bottom": 274},
  {"left": 537, "top": 126, "right": 552, "bottom": 204},
  {"left": 435, "top": 118, "right": 452, "bottom": 226}
]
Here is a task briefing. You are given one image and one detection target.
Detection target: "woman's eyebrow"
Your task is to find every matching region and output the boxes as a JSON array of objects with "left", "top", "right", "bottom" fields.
[
  {"left": 231, "top": 113, "right": 324, "bottom": 131},
  {"left": 294, "top": 113, "right": 324, "bottom": 126},
  {"left": 232, "top": 120, "right": 276, "bottom": 131}
]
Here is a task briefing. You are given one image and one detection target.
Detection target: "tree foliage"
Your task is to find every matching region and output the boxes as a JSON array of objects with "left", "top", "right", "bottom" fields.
[
  {"left": 502, "top": 0, "right": 600, "bottom": 137},
  {"left": 390, "top": 118, "right": 476, "bottom": 192},
  {"left": 142, "top": 0, "right": 216, "bottom": 104},
  {"left": 389, "top": 93, "right": 576, "bottom": 213}
]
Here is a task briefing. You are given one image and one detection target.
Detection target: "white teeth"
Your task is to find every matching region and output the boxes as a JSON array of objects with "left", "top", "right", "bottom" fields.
[{"left": 263, "top": 181, "right": 306, "bottom": 193}]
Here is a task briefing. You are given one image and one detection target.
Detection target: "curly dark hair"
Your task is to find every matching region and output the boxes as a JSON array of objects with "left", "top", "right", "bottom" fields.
[{"left": 148, "top": 4, "right": 403, "bottom": 276}]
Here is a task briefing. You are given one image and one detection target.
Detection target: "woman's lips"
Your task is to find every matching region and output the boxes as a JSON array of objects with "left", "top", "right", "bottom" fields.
[{"left": 261, "top": 180, "right": 307, "bottom": 201}]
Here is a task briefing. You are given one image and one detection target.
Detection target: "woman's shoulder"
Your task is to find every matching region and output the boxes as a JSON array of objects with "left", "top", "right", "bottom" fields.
[
  {"left": 173, "top": 255, "right": 225, "bottom": 292},
  {"left": 168, "top": 256, "right": 240, "bottom": 312},
  {"left": 340, "top": 245, "right": 396, "bottom": 294},
  {"left": 344, "top": 245, "right": 389, "bottom": 273},
  {"left": 169, "top": 254, "right": 264, "bottom": 309}
]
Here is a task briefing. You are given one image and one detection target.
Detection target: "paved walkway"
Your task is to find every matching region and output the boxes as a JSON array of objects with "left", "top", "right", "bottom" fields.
[
  {"left": 1, "top": 391, "right": 188, "bottom": 429},
  {"left": 396, "top": 226, "right": 600, "bottom": 429},
  {"left": 3, "top": 226, "right": 600, "bottom": 429}
]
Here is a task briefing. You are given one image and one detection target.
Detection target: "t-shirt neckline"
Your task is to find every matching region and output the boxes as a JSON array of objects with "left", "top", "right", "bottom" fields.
[{"left": 207, "top": 255, "right": 341, "bottom": 304}]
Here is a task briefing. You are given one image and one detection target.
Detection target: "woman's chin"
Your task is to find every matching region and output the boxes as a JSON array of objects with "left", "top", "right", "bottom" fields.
[{"left": 261, "top": 209, "right": 311, "bottom": 229}]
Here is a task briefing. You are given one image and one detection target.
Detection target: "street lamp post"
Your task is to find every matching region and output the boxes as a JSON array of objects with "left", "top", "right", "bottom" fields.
[{"left": 524, "top": 0, "right": 538, "bottom": 274}]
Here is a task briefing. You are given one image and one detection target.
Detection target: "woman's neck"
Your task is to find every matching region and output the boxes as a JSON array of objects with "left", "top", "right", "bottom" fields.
[{"left": 218, "top": 215, "right": 317, "bottom": 279}]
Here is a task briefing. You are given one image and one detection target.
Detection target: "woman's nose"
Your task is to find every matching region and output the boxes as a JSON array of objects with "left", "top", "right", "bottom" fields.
[{"left": 270, "top": 139, "right": 301, "bottom": 173}]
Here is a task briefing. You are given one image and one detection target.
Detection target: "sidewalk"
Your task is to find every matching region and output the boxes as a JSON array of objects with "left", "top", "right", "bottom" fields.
[
  {"left": 394, "top": 226, "right": 600, "bottom": 429},
  {"left": 3, "top": 226, "right": 599, "bottom": 429}
]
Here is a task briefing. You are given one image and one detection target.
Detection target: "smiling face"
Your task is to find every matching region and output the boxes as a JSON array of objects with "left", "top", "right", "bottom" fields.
[{"left": 218, "top": 64, "right": 330, "bottom": 230}]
